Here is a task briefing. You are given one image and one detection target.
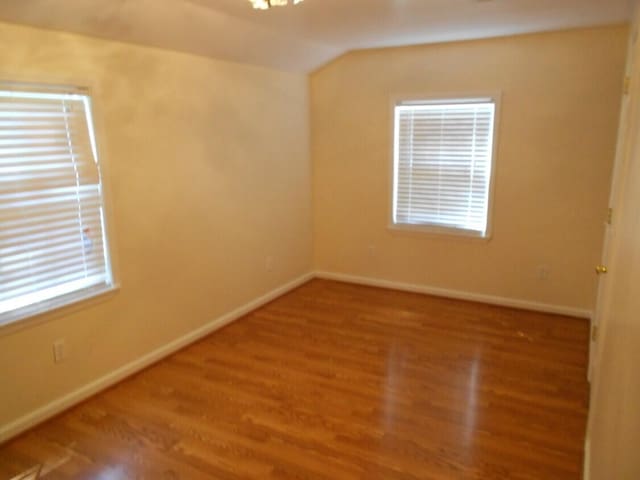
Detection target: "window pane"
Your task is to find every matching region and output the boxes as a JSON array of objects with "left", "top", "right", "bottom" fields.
[
  {"left": 0, "top": 86, "right": 113, "bottom": 324},
  {"left": 393, "top": 99, "right": 496, "bottom": 236}
]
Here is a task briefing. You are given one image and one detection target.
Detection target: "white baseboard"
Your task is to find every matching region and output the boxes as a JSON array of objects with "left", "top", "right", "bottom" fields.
[
  {"left": 584, "top": 436, "right": 591, "bottom": 480},
  {"left": 1, "top": 270, "right": 590, "bottom": 444},
  {"left": 315, "top": 271, "right": 592, "bottom": 319},
  {"left": 0, "top": 272, "right": 314, "bottom": 444}
]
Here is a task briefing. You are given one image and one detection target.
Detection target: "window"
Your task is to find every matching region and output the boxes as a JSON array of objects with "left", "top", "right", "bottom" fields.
[
  {"left": 392, "top": 96, "right": 498, "bottom": 237},
  {"left": 0, "top": 83, "right": 114, "bottom": 326}
]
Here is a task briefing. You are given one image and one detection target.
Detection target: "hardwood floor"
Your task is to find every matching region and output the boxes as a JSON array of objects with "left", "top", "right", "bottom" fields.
[{"left": 0, "top": 279, "right": 590, "bottom": 479}]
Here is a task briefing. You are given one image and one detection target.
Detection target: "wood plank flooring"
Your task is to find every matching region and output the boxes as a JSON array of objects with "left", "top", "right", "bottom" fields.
[{"left": 0, "top": 279, "right": 590, "bottom": 479}]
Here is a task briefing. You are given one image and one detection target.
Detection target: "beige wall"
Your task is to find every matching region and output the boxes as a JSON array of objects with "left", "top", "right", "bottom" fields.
[
  {"left": 0, "top": 22, "right": 312, "bottom": 428},
  {"left": 311, "top": 26, "right": 628, "bottom": 311},
  {"left": 0, "top": 19, "right": 632, "bottom": 446},
  {"left": 588, "top": 11, "right": 640, "bottom": 479}
]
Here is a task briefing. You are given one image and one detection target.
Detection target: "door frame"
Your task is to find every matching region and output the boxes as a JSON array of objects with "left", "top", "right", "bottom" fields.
[{"left": 588, "top": 27, "right": 639, "bottom": 383}]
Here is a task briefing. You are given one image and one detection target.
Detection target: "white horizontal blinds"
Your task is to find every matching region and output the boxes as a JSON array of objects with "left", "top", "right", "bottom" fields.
[
  {"left": 394, "top": 99, "right": 496, "bottom": 235},
  {"left": 0, "top": 88, "right": 111, "bottom": 317}
]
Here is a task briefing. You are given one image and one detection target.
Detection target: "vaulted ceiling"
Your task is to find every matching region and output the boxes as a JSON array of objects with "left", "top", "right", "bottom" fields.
[{"left": 0, "top": 0, "right": 633, "bottom": 72}]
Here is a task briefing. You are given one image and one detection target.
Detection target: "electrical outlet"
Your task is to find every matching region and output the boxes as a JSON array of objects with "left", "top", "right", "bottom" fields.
[
  {"left": 368, "top": 245, "right": 376, "bottom": 257},
  {"left": 265, "top": 256, "right": 274, "bottom": 272},
  {"left": 536, "top": 265, "right": 551, "bottom": 281},
  {"left": 53, "top": 339, "right": 67, "bottom": 364}
]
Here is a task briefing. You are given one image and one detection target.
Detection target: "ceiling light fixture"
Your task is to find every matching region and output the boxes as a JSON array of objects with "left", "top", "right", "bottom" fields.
[{"left": 250, "top": 0, "right": 304, "bottom": 10}]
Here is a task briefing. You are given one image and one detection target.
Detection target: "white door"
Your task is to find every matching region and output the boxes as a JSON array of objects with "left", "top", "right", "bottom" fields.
[
  {"left": 588, "top": 32, "right": 637, "bottom": 383},
  {"left": 586, "top": 22, "right": 640, "bottom": 475}
]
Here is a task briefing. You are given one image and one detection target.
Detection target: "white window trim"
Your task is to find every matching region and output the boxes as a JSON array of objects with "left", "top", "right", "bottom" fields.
[
  {"left": 0, "top": 80, "right": 119, "bottom": 332},
  {"left": 0, "top": 283, "right": 119, "bottom": 332},
  {"left": 388, "top": 91, "right": 502, "bottom": 240}
]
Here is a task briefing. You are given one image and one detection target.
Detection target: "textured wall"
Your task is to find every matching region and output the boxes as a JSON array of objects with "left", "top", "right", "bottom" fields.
[{"left": 311, "top": 26, "right": 628, "bottom": 310}]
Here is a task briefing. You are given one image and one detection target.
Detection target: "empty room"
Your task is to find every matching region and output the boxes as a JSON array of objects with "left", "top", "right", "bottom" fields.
[{"left": 0, "top": 0, "right": 639, "bottom": 479}]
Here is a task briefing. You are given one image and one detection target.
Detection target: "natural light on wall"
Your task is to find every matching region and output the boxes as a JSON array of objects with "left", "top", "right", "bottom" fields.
[
  {"left": 0, "top": 84, "right": 114, "bottom": 326},
  {"left": 392, "top": 97, "right": 498, "bottom": 238}
]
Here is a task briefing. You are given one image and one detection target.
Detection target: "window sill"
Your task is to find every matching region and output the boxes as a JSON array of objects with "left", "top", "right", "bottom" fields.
[
  {"left": 0, "top": 284, "right": 120, "bottom": 337},
  {"left": 387, "top": 223, "right": 493, "bottom": 242}
]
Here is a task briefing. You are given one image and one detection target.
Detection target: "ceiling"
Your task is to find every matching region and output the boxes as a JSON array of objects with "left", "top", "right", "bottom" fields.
[{"left": 0, "top": 0, "right": 633, "bottom": 72}]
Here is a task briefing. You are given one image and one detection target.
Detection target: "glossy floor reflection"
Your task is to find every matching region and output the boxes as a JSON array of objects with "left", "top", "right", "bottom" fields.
[{"left": 0, "top": 280, "right": 590, "bottom": 479}]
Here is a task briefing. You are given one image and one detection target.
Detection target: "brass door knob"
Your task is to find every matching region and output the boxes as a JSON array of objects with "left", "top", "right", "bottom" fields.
[{"left": 595, "top": 265, "right": 608, "bottom": 275}]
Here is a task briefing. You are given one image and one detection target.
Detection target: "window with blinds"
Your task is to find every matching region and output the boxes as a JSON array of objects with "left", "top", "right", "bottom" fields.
[
  {"left": 392, "top": 97, "right": 498, "bottom": 237},
  {"left": 0, "top": 84, "right": 113, "bottom": 326}
]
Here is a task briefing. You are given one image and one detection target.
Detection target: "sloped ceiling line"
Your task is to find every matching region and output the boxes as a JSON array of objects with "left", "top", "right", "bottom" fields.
[{"left": 0, "top": 0, "right": 632, "bottom": 72}]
